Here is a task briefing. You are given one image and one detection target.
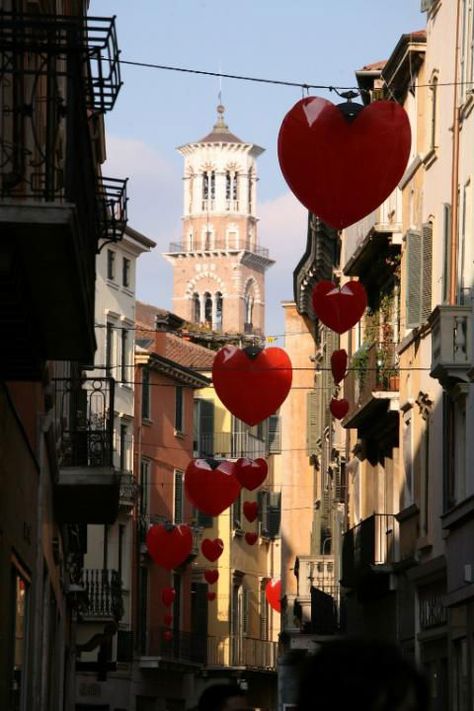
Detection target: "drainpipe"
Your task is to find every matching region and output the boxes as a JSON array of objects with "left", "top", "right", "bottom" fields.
[{"left": 449, "top": 0, "right": 462, "bottom": 305}]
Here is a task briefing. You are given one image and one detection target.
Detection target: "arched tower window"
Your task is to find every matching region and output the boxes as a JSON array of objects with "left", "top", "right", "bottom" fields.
[
  {"left": 233, "top": 172, "right": 239, "bottom": 201},
  {"left": 204, "top": 292, "right": 213, "bottom": 327},
  {"left": 193, "top": 292, "right": 200, "bottom": 323},
  {"left": 225, "top": 170, "right": 239, "bottom": 210},
  {"left": 202, "top": 170, "right": 215, "bottom": 209},
  {"left": 244, "top": 287, "right": 255, "bottom": 333},
  {"left": 215, "top": 292, "right": 223, "bottom": 331}
]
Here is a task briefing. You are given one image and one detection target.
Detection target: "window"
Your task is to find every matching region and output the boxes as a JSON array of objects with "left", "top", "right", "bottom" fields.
[
  {"left": 120, "top": 423, "right": 128, "bottom": 471},
  {"left": 175, "top": 386, "right": 184, "bottom": 433},
  {"left": 174, "top": 470, "right": 184, "bottom": 524},
  {"left": 141, "top": 368, "right": 151, "bottom": 420},
  {"left": 226, "top": 171, "right": 232, "bottom": 200},
  {"left": 215, "top": 292, "right": 223, "bottom": 331},
  {"left": 204, "top": 292, "right": 212, "bottom": 327},
  {"left": 106, "top": 322, "right": 114, "bottom": 370},
  {"left": 258, "top": 490, "right": 281, "bottom": 538},
  {"left": 268, "top": 415, "right": 281, "bottom": 454},
  {"left": 260, "top": 582, "right": 268, "bottom": 640},
  {"left": 242, "top": 587, "right": 249, "bottom": 636},
  {"left": 122, "top": 257, "right": 130, "bottom": 287},
  {"left": 194, "top": 399, "right": 214, "bottom": 457},
  {"left": 140, "top": 459, "right": 150, "bottom": 515},
  {"left": 193, "top": 293, "right": 201, "bottom": 323},
  {"left": 121, "top": 328, "right": 128, "bottom": 382},
  {"left": 405, "top": 224, "right": 432, "bottom": 329},
  {"left": 107, "top": 249, "right": 115, "bottom": 280},
  {"left": 232, "top": 171, "right": 239, "bottom": 200},
  {"left": 403, "top": 409, "right": 414, "bottom": 507}
]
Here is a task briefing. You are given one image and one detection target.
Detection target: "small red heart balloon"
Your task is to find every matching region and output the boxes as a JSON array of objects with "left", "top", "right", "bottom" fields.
[
  {"left": 163, "top": 613, "right": 173, "bottom": 626},
  {"left": 212, "top": 345, "right": 293, "bottom": 426},
  {"left": 331, "top": 349, "right": 348, "bottom": 384},
  {"left": 163, "top": 629, "right": 173, "bottom": 641},
  {"left": 235, "top": 458, "right": 268, "bottom": 491},
  {"left": 278, "top": 96, "right": 411, "bottom": 229},
  {"left": 185, "top": 459, "right": 241, "bottom": 516},
  {"left": 207, "top": 592, "right": 216, "bottom": 602},
  {"left": 265, "top": 579, "right": 281, "bottom": 613},
  {"left": 204, "top": 569, "right": 219, "bottom": 585},
  {"left": 161, "top": 587, "right": 176, "bottom": 608},
  {"left": 312, "top": 281, "right": 367, "bottom": 334},
  {"left": 330, "top": 397, "right": 350, "bottom": 420},
  {"left": 243, "top": 501, "right": 259, "bottom": 523},
  {"left": 146, "top": 524, "right": 193, "bottom": 571},
  {"left": 244, "top": 532, "right": 258, "bottom": 546},
  {"left": 201, "top": 538, "right": 224, "bottom": 562}
]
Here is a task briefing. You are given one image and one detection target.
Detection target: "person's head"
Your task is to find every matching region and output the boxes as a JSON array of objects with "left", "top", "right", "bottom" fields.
[
  {"left": 198, "top": 683, "right": 247, "bottom": 711},
  {"left": 297, "top": 638, "right": 429, "bottom": 711}
]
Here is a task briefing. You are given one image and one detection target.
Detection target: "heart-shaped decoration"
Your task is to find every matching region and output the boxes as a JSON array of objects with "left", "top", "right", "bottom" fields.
[
  {"left": 312, "top": 281, "right": 367, "bottom": 334},
  {"left": 331, "top": 349, "right": 348, "bottom": 384},
  {"left": 201, "top": 538, "right": 224, "bottom": 562},
  {"left": 235, "top": 458, "right": 268, "bottom": 491},
  {"left": 163, "top": 629, "right": 173, "bottom": 641},
  {"left": 207, "top": 592, "right": 216, "bottom": 602},
  {"left": 212, "top": 345, "right": 292, "bottom": 426},
  {"left": 163, "top": 612, "right": 173, "bottom": 626},
  {"left": 146, "top": 524, "right": 193, "bottom": 571},
  {"left": 245, "top": 532, "right": 258, "bottom": 546},
  {"left": 185, "top": 459, "right": 241, "bottom": 516},
  {"left": 161, "top": 587, "right": 176, "bottom": 608},
  {"left": 265, "top": 579, "right": 281, "bottom": 613},
  {"left": 278, "top": 96, "right": 411, "bottom": 229},
  {"left": 330, "top": 397, "right": 350, "bottom": 420},
  {"left": 243, "top": 501, "right": 259, "bottom": 523},
  {"left": 204, "top": 569, "right": 219, "bottom": 585}
]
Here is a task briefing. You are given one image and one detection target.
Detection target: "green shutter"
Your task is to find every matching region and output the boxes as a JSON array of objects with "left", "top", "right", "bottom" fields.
[
  {"left": 267, "top": 415, "right": 281, "bottom": 454},
  {"left": 174, "top": 470, "right": 184, "bottom": 523},
  {"left": 421, "top": 222, "right": 433, "bottom": 322},
  {"left": 267, "top": 492, "right": 281, "bottom": 538},
  {"left": 306, "top": 390, "right": 321, "bottom": 455},
  {"left": 406, "top": 230, "right": 422, "bottom": 328},
  {"left": 200, "top": 399, "right": 214, "bottom": 456}
]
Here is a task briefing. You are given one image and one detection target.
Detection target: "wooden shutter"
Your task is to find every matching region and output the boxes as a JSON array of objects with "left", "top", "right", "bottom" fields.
[
  {"left": 306, "top": 390, "right": 321, "bottom": 455},
  {"left": 267, "top": 492, "right": 281, "bottom": 539},
  {"left": 258, "top": 490, "right": 268, "bottom": 535},
  {"left": 199, "top": 399, "right": 214, "bottom": 456},
  {"left": 174, "top": 470, "right": 184, "bottom": 523},
  {"left": 406, "top": 230, "right": 422, "bottom": 328},
  {"left": 242, "top": 588, "right": 250, "bottom": 636},
  {"left": 421, "top": 222, "right": 433, "bottom": 321},
  {"left": 267, "top": 415, "right": 281, "bottom": 454}
]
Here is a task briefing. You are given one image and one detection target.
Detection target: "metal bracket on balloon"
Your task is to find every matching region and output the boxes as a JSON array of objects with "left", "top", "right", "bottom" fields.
[
  {"left": 336, "top": 90, "right": 363, "bottom": 123},
  {"left": 243, "top": 344, "right": 264, "bottom": 360}
]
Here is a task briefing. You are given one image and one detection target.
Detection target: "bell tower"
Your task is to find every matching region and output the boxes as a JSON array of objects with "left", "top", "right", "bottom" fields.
[{"left": 163, "top": 105, "right": 274, "bottom": 336}]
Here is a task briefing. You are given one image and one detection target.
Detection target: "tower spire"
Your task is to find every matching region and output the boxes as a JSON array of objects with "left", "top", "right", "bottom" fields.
[{"left": 214, "top": 100, "right": 228, "bottom": 132}]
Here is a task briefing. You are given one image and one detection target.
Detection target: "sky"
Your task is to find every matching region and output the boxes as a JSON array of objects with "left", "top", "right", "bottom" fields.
[{"left": 90, "top": 0, "right": 425, "bottom": 339}]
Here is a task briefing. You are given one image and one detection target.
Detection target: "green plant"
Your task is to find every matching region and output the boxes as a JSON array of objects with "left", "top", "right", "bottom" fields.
[{"left": 351, "top": 344, "right": 370, "bottom": 387}]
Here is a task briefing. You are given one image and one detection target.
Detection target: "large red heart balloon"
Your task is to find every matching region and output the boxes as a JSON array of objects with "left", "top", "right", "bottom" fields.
[
  {"left": 278, "top": 96, "right": 411, "bottom": 229},
  {"left": 146, "top": 524, "right": 193, "bottom": 571},
  {"left": 185, "top": 459, "right": 241, "bottom": 516},
  {"left": 245, "top": 532, "right": 258, "bottom": 546},
  {"left": 243, "top": 501, "right": 259, "bottom": 523},
  {"left": 207, "top": 592, "right": 216, "bottom": 602},
  {"left": 161, "top": 587, "right": 176, "bottom": 607},
  {"left": 201, "top": 538, "right": 224, "bottom": 562},
  {"left": 265, "top": 579, "right": 281, "bottom": 613},
  {"left": 312, "top": 281, "right": 367, "bottom": 334},
  {"left": 212, "top": 346, "right": 293, "bottom": 426},
  {"left": 204, "top": 569, "right": 219, "bottom": 585},
  {"left": 331, "top": 349, "right": 348, "bottom": 384},
  {"left": 330, "top": 397, "right": 350, "bottom": 420},
  {"left": 235, "top": 458, "right": 268, "bottom": 491}
]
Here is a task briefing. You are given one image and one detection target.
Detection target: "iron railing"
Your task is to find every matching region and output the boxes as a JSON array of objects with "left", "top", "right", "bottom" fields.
[
  {"left": 54, "top": 377, "right": 115, "bottom": 468},
  {"left": 207, "top": 635, "right": 277, "bottom": 670},
  {"left": 194, "top": 431, "right": 267, "bottom": 459},
  {"left": 167, "top": 240, "right": 270, "bottom": 259},
  {"left": 81, "top": 568, "right": 123, "bottom": 620},
  {"left": 119, "top": 471, "right": 139, "bottom": 509},
  {"left": 146, "top": 627, "right": 207, "bottom": 664},
  {"left": 345, "top": 342, "right": 399, "bottom": 418},
  {"left": 97, "top": 176, "right": 128, "bottom": 242},
  {"left": 342, "top": 514, "right": 398, "bottom": 588}
]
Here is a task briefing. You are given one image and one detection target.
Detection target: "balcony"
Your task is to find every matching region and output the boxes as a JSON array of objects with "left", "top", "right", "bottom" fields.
[
  {"left": 80, "top": 568, "right": 123, "bottom": 622},
  {"left": 429, "top": 305, "right": 473, "bottom": 388},
  {"left": 294, "top": 555, "right": 338, "bottom": 632},
  {"left": 166, "top": 239, "right": 270, "bottom": 260},
  {"left": 54, "top": 376, "right": 120, "bottom": 524},
  {"left": 207, "top": 635, "right": 277, "bottom": 671},
  {"left": 97, "top": 176, "right": 128, "bottom": 243},
  {"left": 140, "top": 627, "right": 207, "bottom": 667},
  {"left": 0, "top": 14, "right": 124, "bottom": 379},
  {"left": 341, "top": 514, "right": 398, "bottom": 598},
  {"left": 119, "top": 472, "right": 139, "bottom": 512},
  {"left": 194, "top": 431, "right": 267, "bottom": 459},
  {"left": 343, "top": 342, "right": 399, "bottom": 444}
]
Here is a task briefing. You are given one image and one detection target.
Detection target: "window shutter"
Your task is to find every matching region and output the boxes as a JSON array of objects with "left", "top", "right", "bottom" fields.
[
  {"left": 242, "top": 588, "right": 250, "bottom": 636},
  {"left": 406, "top": 230, "right": 422, "bottom": 328},
  {"left": 174, "top": 470, "right": 184, "bottom": 523},
  {"left": 257, "top": 490, "right": 268, "bottom": 535},
  {"left": 267, "top": 492, "right": 281, "bottom": 538},
  {"left": 421, "top": 222, "right": 433, "bottom": 322},
  {"left": 442, "top": 204, "right": 452, "bottom": 303},
  {"left": 199, "top": 399, "right": 214, "bottom": 456},
  {"left": 267, "top": 415, "right": 281, "bottom": 454},
  {"left": 306, "top": 391, "right": 321, "bottom": 455}
]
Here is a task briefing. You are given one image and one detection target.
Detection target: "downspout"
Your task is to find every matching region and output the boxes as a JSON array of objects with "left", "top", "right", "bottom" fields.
[{"left": 450, "top": 0, "right": 462, "bottom": 304}]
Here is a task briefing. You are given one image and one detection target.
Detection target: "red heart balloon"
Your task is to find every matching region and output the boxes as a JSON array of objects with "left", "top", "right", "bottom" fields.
[
  {"left": 278, "top": 97, "right": 411, "bottom": 229},
  {"left": 146, "top": 524, "right": 193, "bottom": 571},
  {"left": 163, "top": 629, "right": 173, "bottom": 641},
  {"left": 201, "top": 538, "right": 224, "bottom": 562},
  {"left": 312, "top": 281, "right": 367, "bottom": 334},
  {"left": 243, "top": 501, "right": 259, "bottom": 523},
  {"left": 161, "top": 587, "right": 176, "bottom": 608},
  {"left": 185, "top": 459, "right": 241, "bottom": 516},
  {"left": 265, "top": 579, "right": 281, "bottom": 613},
  {"left": 207, "top": 592, "right": 216, "bottom": 602},
  {"left": 330, "top": 397, "right": 350, "bottom": 420},
  {"left": 204, "top": 569, "right": 219, "bottom": 585},
  {"left": 235, "top": 458, "right": 268, "bottom": 491},
  {"left": 245, "top": 532, "right": 258, "bottom": 546},
  {"left": 163, "top": 613, "right": 173, "bottom": 626},
  {"left": 331, "top": 349, "right": 348, "bottom": 384},
  {"left": 212, "top": 346, "right": 292, "bottom": 426}
]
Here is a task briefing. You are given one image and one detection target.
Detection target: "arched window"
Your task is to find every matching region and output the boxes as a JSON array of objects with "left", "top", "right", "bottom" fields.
[
  {"left": 232, "top": 172, "right": 239, "bottom": 201},
  {"left": 204, "top": 292, "right": 213, "bottom": 327},
  {"left": 244, "top": 289, "right": 254, "bottom": 332},
  {"left": 193, "top": 293, "right": 200, "bottom": 323},
  {"left": 215, "top": 292, "right": 223, "bottom": 331}
]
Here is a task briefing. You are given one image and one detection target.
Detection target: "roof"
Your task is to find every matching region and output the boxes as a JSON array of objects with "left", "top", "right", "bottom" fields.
[
  {"left": 159, "top": 332, "right": 215, "bottom": 370},
  {"left": 358, "top": 60, "right": 386, "bottom": 72},
  {"left": 125, "top": 225, "right": 156, "bottom": 249},
  {"left": 197, "top": 103, "right": 244, "bottom": 144}
]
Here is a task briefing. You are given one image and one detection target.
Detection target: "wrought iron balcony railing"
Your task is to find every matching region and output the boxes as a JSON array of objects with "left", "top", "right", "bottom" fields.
[
  {"left": 146, "top": 627, "right": 207, "bottom": 664},
  {"left": 194, "top": 431, "right": 267, "bottom": 459},
  {"left": 342, "top": 513, "right": 398, "bottom": 589},
  {"left": 344, "top": 341, "right": 399, "bottom": 419},
  {"left": 119, "top": 471, "right": 139, "bottom": 510},
  {"left": 97, "top": 176, "right": 128, "bottom": 243},
  {"left": 54, "top": 377, "right": 115, "bottom": 469},
  {"left": 81, "top": 568, "right": 123, "bottom": 621},
  {"left": 207, "top": 635, "right": 277, "bottom": 670},
  {"left": 167, "top": 240, "right": 270, "bottom": 259}
]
